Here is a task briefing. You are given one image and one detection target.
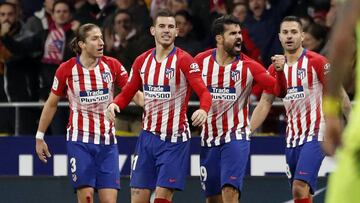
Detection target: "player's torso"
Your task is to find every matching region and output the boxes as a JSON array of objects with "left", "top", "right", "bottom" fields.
[
  {"left": 67, "top": 61, "right": 114, "bottom": 113},
  {"left": 198, "top": 52, "right": 253, "bottom": 146},
  {"left": 139, "top": 48, "right": 191, "bottom": 141},
  {"left": 282, "top": 53, "right": 324, "bottom": 146}
]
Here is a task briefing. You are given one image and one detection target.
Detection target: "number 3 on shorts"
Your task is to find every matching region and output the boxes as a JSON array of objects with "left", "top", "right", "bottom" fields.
[{"left": 70, "top": 157, "right": 76, "bottom": 173}]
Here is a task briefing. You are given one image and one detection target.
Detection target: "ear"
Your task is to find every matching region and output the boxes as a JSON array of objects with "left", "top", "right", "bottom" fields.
[
  {"left": 215, "top": 34, "right": 223, "bottom": 44},
  {"left": 175, "top": 27, "right": 179, "bottom": 37},
  {"left": 150, "top": 26, "right": 155, "bottom": 36},
  {"left": 78, "top": 41, "right": 85, "bottom": 50},
  {"left": 301, "top": 31, "right": 305, "bottom": 42}
]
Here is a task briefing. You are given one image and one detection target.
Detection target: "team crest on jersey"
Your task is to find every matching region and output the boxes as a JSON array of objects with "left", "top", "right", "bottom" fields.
[
  {"left": 102, "top": 72, "right": 112, "bottom": 83},
  {"left": 165, "top": 67, "right": 175, "bottom": 79},
  {"left": 231, "top": 70, "right": 240, "bottom": 82},
  {"left": 297, "top": 68, "right": 306, "bottom": 80}
]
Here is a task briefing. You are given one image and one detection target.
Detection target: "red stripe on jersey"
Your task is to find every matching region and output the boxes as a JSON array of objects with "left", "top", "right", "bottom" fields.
[
  {"left": 296, "top": 59, "right": 303, "bottom": 137},
  {"left": 287, "top": 66, "right": 295, "bottom": 144},
  {"left": 304, "top": 60, "right": 313, "bottom": 136},
  {"left": 208, "top": 58, "right": 218, "bottom": 138},
  {"left": 98, "top": 62, "right": 107, "bottom": 144},
  {"left": 88, "top": 69, "right": 97, "bottom": 143},
  {"left": 220, "top": 64, "right": 230, "bottom": 140},
  {"left": 76, "top": 63, "right": 85, "bottom": 142},
  {"left": 166, "top": 56, "right": 178, "bottom": 136},
  {"left": 312, "top": 66, "right": 321, "bottom": 135},
  {"left": 241, "top": 64, "right": 248, "bottom": 127},
  {"left": 144, "top": 54, "right": 153, "bottom": 131},
  {"left": 155, "top": 55, "right": 173, "bottom": 134},
  {"left": 230, "top": 62, "right": 239, "bottom": 133}
]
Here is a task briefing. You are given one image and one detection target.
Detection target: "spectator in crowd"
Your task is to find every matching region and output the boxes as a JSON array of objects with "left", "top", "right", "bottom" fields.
[
  {"left": 244, "top": 0, "right": 297, "bottom": 66},
  {"left": 232, "top": 2, "right": 263, "bottom": 64},
  {"left": 73, "top": 0, "right": 101, "bottom": 25},
  {"left": 25, "top": 0, "right": 54, "bottom": 34},
  {"left": 174, "top": 10, "right": 203, "bottom": 56},
  {"left": 103, "top": 9, "right": 152, "bottom": 135},
  {"left": 37, "top": 0, "right": 76, "bottom": 135},
  {"left": 115, "top": 0, "right": 152, "bottom": 32},
  {"left": 0, "top": 2, "right": 41, "bottom": 134},
  {"left": 303, "top": 22, "right": 327, "bottom": 53},
  {"left": 167, "top": 0, "right": 188, "bottom": 14}
]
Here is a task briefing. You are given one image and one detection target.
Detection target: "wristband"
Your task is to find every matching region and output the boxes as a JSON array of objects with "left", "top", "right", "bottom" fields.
[
  {"left": 323, "top": 96, "right": 342, "bottom": 117},
  {"left": 36, "top": 131, "right": 45, "bottom": 140}
]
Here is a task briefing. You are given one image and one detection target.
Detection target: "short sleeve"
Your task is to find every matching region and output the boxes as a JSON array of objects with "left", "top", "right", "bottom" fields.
[{"left": 51, "top": 63, "right": 68, "bottom": 97}]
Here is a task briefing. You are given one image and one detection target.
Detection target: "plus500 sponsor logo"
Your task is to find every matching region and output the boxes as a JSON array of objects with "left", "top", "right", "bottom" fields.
[
  {"left": 208, "top": 87, "right": 236, "bottom": 101},
  {"left": 79, "top": 88, "right": 109, "bottom": 104},
  {"left": 144, "top": 85, "right": 171, "bottom": 100},
  {"left": 284, "top": 86, "right": 305, "bottom": 101}
]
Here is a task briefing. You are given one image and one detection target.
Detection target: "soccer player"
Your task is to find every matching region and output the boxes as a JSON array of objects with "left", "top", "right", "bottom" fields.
[
  {"left": 106, "top": 10, "right": 212, "bottom": 203},
  {"left": 250, "top": 16, "right": 349, "bottom": 203},
  {"left": 324, "top": 0, "right": 360, "bottom": 202},
  {"left": 195, "top": 15, "right": 286, "bottom": 203},
  {"left": 35, "top": 23, "right": 143, "bottom": 203}
]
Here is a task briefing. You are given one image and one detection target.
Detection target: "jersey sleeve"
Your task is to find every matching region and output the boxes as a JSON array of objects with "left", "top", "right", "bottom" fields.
[
  {"left": 311, "top": 55, "right": 330, "bottom": 85},
  {"left": 252, "top": 63, "right": 287, "bottom": 97},
  {"left": 51, "top": 63, "right": 68, "bottom": 97},
  {"left": 112, "top": 58, "right": 129, "bottom": 88},
  {"left": 180, "top": 54, "right": 212, "bottom": 112},
  {"left": 113, "top": 57, "right": 142, "bottom": 110}
]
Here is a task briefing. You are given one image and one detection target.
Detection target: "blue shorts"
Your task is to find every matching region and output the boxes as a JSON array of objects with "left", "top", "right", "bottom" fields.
[
  {"left": 66, "top": 141, "right": 120, "bottom": 190},
  {"left": 130, "top": 130, "right": 190, "bottom": 191},
  {"left": 285, "top": 140, "right": 325, "bottom": 194},
  {"left": 200, "top": 140, "right": 250, "bottom": 197}
]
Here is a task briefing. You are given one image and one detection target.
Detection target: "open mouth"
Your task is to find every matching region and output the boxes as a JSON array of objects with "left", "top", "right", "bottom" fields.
[
  {"left": 285, "top": 41, "right": 294, "bottom": 46},
  {"left": 234, "top": 41, "right": 242, "bottom": 51}
]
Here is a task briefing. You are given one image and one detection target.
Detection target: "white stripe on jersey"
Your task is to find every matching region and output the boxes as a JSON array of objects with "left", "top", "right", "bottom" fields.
[{"left": 71, "top": 66, "right": 79, "bottom": 142}]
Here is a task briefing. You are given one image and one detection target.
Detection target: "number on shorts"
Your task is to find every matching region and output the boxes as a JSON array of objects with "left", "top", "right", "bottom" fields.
[
  {"left": 70, "top": 157, "right": 76, "bottom": 173},
  {"left": 132, "top": 155, "right": 139, "bottom": 171},
  {"left": 200, "top": 166, "right": 207, "bottom": 181}
]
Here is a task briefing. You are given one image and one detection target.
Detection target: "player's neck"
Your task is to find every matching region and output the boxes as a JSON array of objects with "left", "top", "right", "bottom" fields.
[
  {"left": 79, "top": 54, "right": 98, "bottom": 70},
  {"left": 215, "top": 48, "right": 237, "bottom": 66},
  {"left": 285, "top": 47, "right": 304, "bottom": 65},
  {"left": 155, "top": 44, "right": 175, "bottom": 62}
]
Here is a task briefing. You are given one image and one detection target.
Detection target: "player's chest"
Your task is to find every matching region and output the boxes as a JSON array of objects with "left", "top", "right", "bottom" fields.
[{"left": 69, "top": 70, "right": 113, "bottom": 104}]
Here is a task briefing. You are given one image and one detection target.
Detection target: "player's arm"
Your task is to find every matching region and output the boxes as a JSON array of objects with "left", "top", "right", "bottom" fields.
[
  {"left": 35, "top": 92, "right": 61, "bottom": 163},
  {"left": 250, "top": 93, "right": 275, "bottom": 132},
  {"left": 107, "top": 62, "right": 142, "bottom": 122},
  {"left": 322, "top": 0, "right": 360, "bottom": 155},
  {"left": 132, "top": 91, "right": 144, "bottom": 108},
  {"left": 326, "top": 0, "right": 360, "bottom": 99},
  {"left": 181, "top": 56, "right": 212, "bottom": 126}
]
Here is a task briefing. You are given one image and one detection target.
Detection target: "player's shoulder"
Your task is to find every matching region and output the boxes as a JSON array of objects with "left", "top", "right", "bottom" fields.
[
  {"left": 58, "top": 57, "right": 76, "bottom": 71},
  {"left": 305, "top": 50, "right": 328, "bottom": 65},
  {"left": 175, "top": 47, "right": 194, "bottom": 60},
  {"left": 194, "top": 49, "right": 213, "bottom": 61}
]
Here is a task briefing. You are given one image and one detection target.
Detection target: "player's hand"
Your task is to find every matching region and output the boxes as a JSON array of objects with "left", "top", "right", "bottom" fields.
[
  {"left": 1, "top": 22, "right": 11, "bottom": 36},
  {"left": 36, "top": 139, "right": 51, "bottom": 163},
  {"left": 191, "top": 109, "right": 207, "bottom": 127},
  {"left": 106, "top": 103, "right": 120, "bottom": 122},
  {"left": 322, "top": 116, "right": 342, "bottom": 156},
  {"left": 271, "top": 55, "right": 286, "bottom": 72}
]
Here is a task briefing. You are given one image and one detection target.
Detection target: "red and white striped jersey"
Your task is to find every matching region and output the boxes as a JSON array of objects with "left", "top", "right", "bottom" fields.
[
  {"left": 113, "top": 47, "right": 211, "bottom": 143},
  {"left": 51, "top": 56, "right": 128, "bottom": 145},
  {"left": 196, "top": 49, "right": 277, "bottom": 147},
  {"left": 267, "top": 49, "right": 328, "bottom": 148}
]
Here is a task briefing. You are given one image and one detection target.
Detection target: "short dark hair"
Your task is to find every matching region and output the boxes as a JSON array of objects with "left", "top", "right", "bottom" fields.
[
  {"left": 280, "top": 16, "right": 303, "bottom": 31},
  {"left": 153, "top": 9, "right": 175, "bottom": 25},
  {"left": 70, "top": 23, "right": 100, "bottom": 55},
  {"left": 211, "top": 14, "right": 241, "bottom": 36},
  {"left": 52, "top": 0, "right": 74, "bottom": 14}
]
